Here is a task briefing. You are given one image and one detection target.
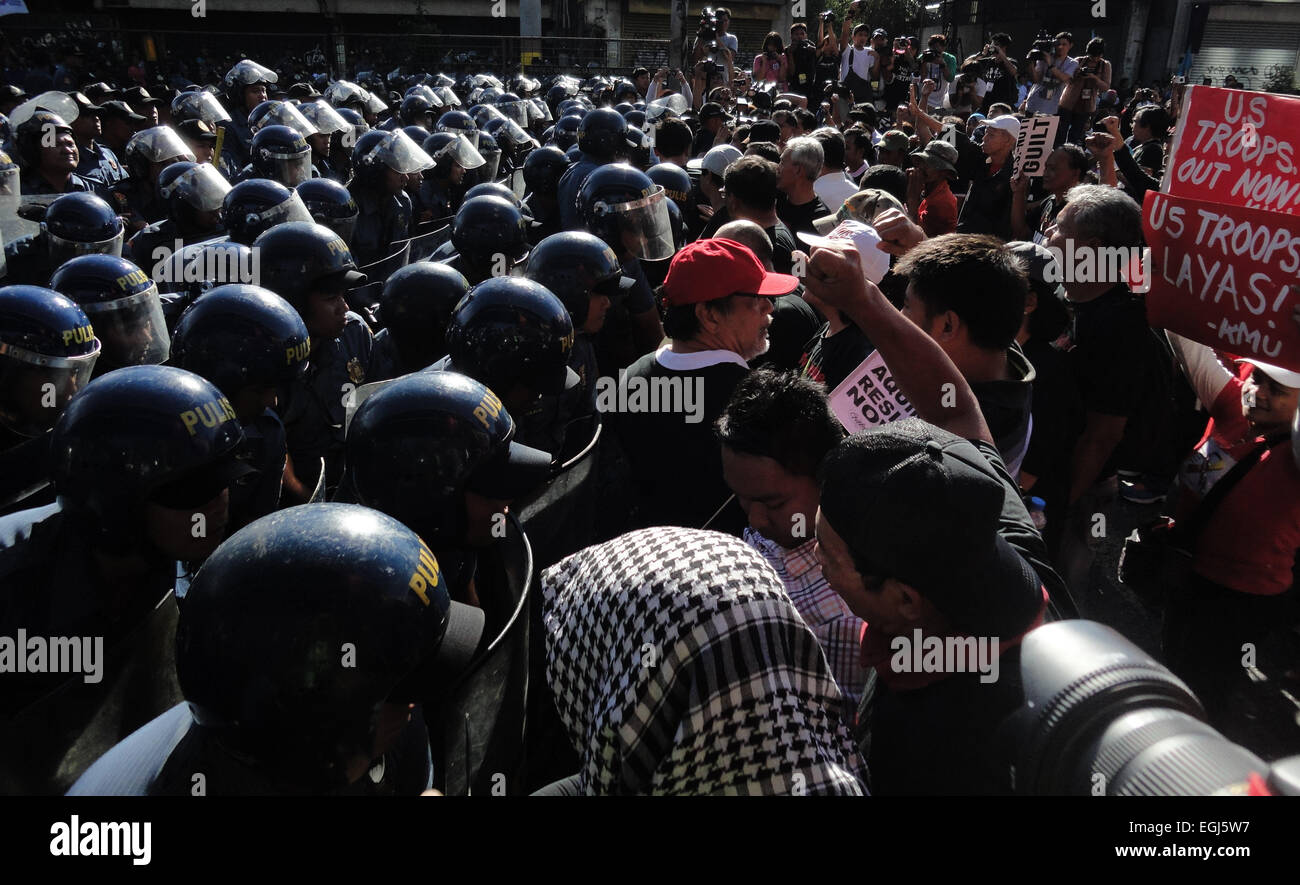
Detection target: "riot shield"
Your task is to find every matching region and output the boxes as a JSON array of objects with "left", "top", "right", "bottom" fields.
[
  {"left": 0, "top": 591, "right": 182, "bottom": 795},
  {"left": 356, "top": 240, "right": 411, "bottom": 286},
  {"left": 435, "top": 511, "right": 533, "bottom": 796}
]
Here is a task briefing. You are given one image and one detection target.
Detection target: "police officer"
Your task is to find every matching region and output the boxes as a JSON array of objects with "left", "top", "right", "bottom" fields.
[
  {"left": 221, "top": 59, "right": 279, "bottom": 170},
  {"left": 49, "top": 253, "right": 171, "bottom": 374},
  {"left": 440, "top": 195, "right": 530, "bottom": 285},
  {"left": 369, "top": 261, "right": 470, "bottom": 381},
  {"left": 297, "top": 177, "right": 359, "bottom": 246},
  {"left": 14, "top": 110, "right": 97, "bottom": 196},
  {"left": 524, "top": 231, "right": 633, "bottom": 413},
  {"left": 521, "top": 145, "right": 570, "bottom": 246},
  {"left": 171, "top": 88, "right": 235, "bottom": 177},
  {"left": 0, "top": 364, "right": 251, "bottom": 794},
  {"left": 238, "top": 124, "right": 313, "bottom": 187},
  {"left": 69, "top": 503, "right": 484, "bottom": 795},
  {"left": 433, "top": 276, "right": 579, "bottom": 454},
  {"left": 555, "top": 107, "right": 629, "bottom": 229},
  {"left": 69, "top": 92, "right": 127, "bottom": 187},
  {"left": 343, "top": 372, "right": 552, "bottom": 603},
  {"left": 332, "top": 107, "right": 368, "bottom": 181},
  {"left": 419, "top": 131, "right": 484, "bottom": 222},
  {"left": 577, "top": 162, "right": 672, "bottom": 370},
  {"left": 348, "top": 129, "right": 431, "bottom": 265},
  {"left": 125, "top": 160, "right": 231, "bottom": 267},
  {"left": 253, "top": 221, "right": 370, "bottom": 503},
  {"left": 171, "top": 284, "right": 310, "bottom": 533},
  {"left": 297, "top": 99, "right": 353, "bottom": 183},
  {"left": 222, "top": 177, "right": 314, "bottom": 245},
  {"left": 108, "top": 125, "right": 196, "bottom": 233},
  {"left": 0, "top": 286, "right": 100, "bottom": 518},
  {"left": 3, "top": 192, "right": 124, "bottom": 286}
]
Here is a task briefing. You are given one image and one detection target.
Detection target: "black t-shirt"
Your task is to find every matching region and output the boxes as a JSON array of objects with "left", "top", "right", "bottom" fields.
[
  {"left": 609, "top": 352, "right": 749, "bottom": 533},
  {"left": 1067, "top": 285, "right": 1175, "bottom": 477},
  {"left": 767, "top": 221, "right": 799, "bottom": 273},
  {"left": 969, "top": 343, "right": 1035, "bottom": 476},
  {"left": 788, "top": 39, "right": 819, "bottom": 92},
  {"left": 776, "top": 193, "right": 830, "bottom": 236},
  {"left": 752, "top": 290, "right": 822, "bottom": 372},
  {"left": 798, "top": 322, "right": 875, "bottom": 391},
  {"left": 975, "top": 55, "right": 1019, "bottom": 107},
  {"left": 1021, "top": 333, "right": 1084, "bottom": 519},
  {"left": 957, "top": 160, "right": 1013, "bottom": 241}
]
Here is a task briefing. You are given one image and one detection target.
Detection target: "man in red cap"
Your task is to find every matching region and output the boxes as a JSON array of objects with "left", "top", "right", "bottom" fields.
[{"left": 607, "top": 238, "right": 800, "bottom": 534}]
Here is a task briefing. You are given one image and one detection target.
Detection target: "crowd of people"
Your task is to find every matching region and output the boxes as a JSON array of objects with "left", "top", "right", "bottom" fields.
[{"left": 0, "top": 4, "right": 1297, "bottom": 797}]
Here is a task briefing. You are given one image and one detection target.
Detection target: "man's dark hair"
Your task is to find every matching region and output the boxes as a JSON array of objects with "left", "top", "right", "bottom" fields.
[
  {"left": 1085, "top": 37, "right": 1104, "bottom": 56},
  {"left": 1134, "top": 104, "right": 1171, "bottom": 139},
  {"left": 725, "top": 155, "right": 779, "bottom": 211},
  {"left": 716, "top": 7, "right": 731, "bottom": 19},
  {"left": 732, "top": 123, "right": 751, "bottom": 144},
  {"left": 813, "top": 128, "right": 845, "bottom": 169},
  {"left": 990, "top": 32, "right": 1011, "bottom": 47},
  {"left": 795, "top": 109, "right": 817, "bottom": 132},
  {"left": 745, "top": 141, "right": 781, "bottom": 163},
  {"left": 844, "top": 127, "right": 877, "bottom": 166},
  {"left": 715, "top": 367, "right": 843, "bottom": 478},
  {"left": 853, "top": 23, "right": 870, "bottom": 36},
  {"left": 929, "top": 34, "right": 946, "bottom": 47},
  {"left": 632, "top": 67, "right": 649, "bottom": 79},
  {"left": 1054, "top": 142, "right": 1092, "bottom": 178},
  {"left": 660, "top": 293, "right": 740, "bottom": 341},
  {"left": 656, "top": 118, "right": 693, "bottom": 157},
  {"left": 1055, "top": 32, "right": 1074, "bottom": 45},
  {"left": 894, "top": 233, "right": 1028, "bottom": 351},
  {"left": 862, "top": 164, "right": 907, "bottom": 204}
]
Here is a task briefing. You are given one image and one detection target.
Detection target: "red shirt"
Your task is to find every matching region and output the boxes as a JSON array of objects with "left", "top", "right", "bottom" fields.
[
  {"left": 918, "top": 178, "right": 958, "bottom": 238},
  {"left": 1181, "top": 371, "right": 1300, "bottom": 595}
]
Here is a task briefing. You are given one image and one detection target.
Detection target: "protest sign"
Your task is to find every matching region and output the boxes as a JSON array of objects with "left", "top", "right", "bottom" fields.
[
  {"left": 827, "top": 350, "right": 917, "bottom": 433},
  {"left": 1142, "top": 189, "right": 1300, "bottom": 372},
  {"left": 1010, "top": 114, "right": 1058, "bottom": 180},
  {"left": 1163, "top": 85, "right": 1300, "bottom": 216}
]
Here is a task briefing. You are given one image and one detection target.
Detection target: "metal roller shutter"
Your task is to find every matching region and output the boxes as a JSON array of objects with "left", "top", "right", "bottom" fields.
[{"left": 1187, "top": 18, "right": 1300, "bottom": 90}]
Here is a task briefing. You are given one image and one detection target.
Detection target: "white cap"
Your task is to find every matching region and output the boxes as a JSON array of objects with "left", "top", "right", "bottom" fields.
[
  {"left": 985, "top": 114, "right": 1021, "bottom": 140},
  {"left": 1237, "top": 357, "right": 1300, "bottom": 390},
  {"left": 797, "top": 220, "right": 891, "bottom": 284},
  {"left": 701, "top": 143, "right": 743, "bottom": 177}
]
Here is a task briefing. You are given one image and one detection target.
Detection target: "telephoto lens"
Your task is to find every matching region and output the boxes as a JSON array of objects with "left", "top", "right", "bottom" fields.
[{"left": 1009, "top": 621, "right": 1272, "bottom": 795}]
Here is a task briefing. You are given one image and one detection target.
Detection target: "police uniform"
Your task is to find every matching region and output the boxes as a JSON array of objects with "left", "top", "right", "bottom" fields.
[
  {"left": 0, "top": 502, "right": 183, "bottom": 794},
  {"left": 18, "top": 170, "right": 97, "bottom": 197},
  {"left": 277, "top": 312, "right": 374, "bottom": 495},
  {"left": 556, "top": 154, "right": 603, "bottom": 230},
  {"left": 2, "top": 234, "right": 54, "bottom": 286},
  {"left": 368, "top": 327, "right": 401, "bottom": 382},
  {"left": 522, "top": 193, "right": 561, "bottom": 247},
  {"left": 349, "top": 187, "right": 412, "bottom": 266},
  {"left": 124, "top": 217, "right": 220, "bottom": 269},
  {"left": 75, "top": 140, "right": 128, "bottom": 186},
  {"left": 107, "top": 178, "right": 166, "bottom": 233},
  {"left": 228, "top": 408, "right": 287, "bottom": 534},
  {"left": 417, "top": 175, "right": 456, "bottom": 223}
]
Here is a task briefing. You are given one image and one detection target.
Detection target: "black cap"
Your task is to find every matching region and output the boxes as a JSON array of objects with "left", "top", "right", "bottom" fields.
[
  {"left": 176, "top": 118, "right": 218, "bottom": 142},
  {"left": 82, "top": 82, "right": 121, "bottom": 103},
  {"left": 699, "top": 101, "right": 731, "bottom": 120},
  {"left": 69, "top": 91, "right": 102, "bottom": 115},
  {"left": 288, "top": 82, "right": 321, "bottom": 100},
  {"left": 123, "top": 85, "right": 162, "bottom": 106},
  {"left": 819, "top": 419, "right": 1044, "bottom": 637},
  {"left": 872, "top": 28, "right": 889, "bottom": 38},
  {"left": 99, "top": 100, "right": 148, "bottom": 124}
]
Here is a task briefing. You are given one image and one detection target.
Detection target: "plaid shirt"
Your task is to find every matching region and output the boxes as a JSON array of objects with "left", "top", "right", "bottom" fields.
[{"left": 745, "top": 529, "right": 868, "bottom": 715}]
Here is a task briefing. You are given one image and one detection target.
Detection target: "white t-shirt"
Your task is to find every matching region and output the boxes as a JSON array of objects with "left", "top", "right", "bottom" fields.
[{"left": 840, "top": 45, "right": 876, "bottom": 82}]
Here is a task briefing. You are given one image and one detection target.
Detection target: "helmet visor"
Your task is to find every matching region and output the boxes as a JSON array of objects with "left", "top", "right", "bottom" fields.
[
  {"left": 606, "top": 186, "right": 674, "bottom": 261},
  {"left": 495, "top": 118, "right": 537, "bottom": 147},
  {"left": 325, "top": 80, "right": 365, "bottom": 107},
  {"left": 366, "top": 129, "right": 435, "bottom": 175},
  {"left": 80, "top": 284, "right": 171, "bottom": 366},
  {"left": 0, "top": 342, "right": 100, "bottom": 436},
  {"left": 434, "top": 87, "right": 461, "bottom": 108},
  {"left": 174, "top": 90, "right": 232, "bottom": 125},
  {"left": 498, "top": 100, "right": 533, "bottom": 127},
  {"left": 47, "top": 228, "right": 124, "bottom": 266},
  {"left": 0, "top": 165, "right": 19, "bottom": 216},
  {"left": 330, "top": 213, "right": 359, "bottom": 247},
  {"left": 300, "top": 100, "right": 351, "bottom": 136},
  {"left": 362, "top": 89, "right": 389, "bottom": 115},
  {"left": 259, "top": 102, "right": 318, "bottom": 138},
  {"left": 647, "top": 93, "right": 689, "bottom": 123},
  {"left": 531, "top": 97, "right": 554, "bottom": 123},
  {"left": 264, "top": 149, "right": 313, "bottom": 187},
  {"left": 432, "top": 133, "right": 484, "bottom": 170},
  {"left": 169, "top": 162, "right": 232, "bottom": 211},
  {"left": 260, "top": 190, "right": 316, "bottom": 228},
  {"left": 479, "top": 150, "right": 501, "bottom": 182}
]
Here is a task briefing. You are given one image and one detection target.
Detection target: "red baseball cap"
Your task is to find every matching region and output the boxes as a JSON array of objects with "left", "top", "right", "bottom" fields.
[{"left": 660, "top": 238, "right": 800, "bottom": 307}]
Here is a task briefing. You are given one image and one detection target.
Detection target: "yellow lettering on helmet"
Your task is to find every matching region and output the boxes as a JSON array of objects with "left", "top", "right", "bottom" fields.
[
  {"left": 179, "top": 409, "right": 200, "bottom": 436},
  {"left": 407, "top": 542, "right": 442, "bottom": 606},
  {"left": 61, "top": 324, "right": 94, "bottom": 346},
  {"left": 285, "top": 339, "right": 310, "bottom": 365}
]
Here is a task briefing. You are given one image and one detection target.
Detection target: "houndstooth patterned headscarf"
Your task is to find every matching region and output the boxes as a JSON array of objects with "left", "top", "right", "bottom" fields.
[{"left": 542, "top": 526, "right": 868, "bottom": 796}]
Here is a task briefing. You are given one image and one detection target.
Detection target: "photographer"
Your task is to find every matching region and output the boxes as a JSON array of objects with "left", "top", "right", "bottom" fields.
[
  {"left": 1059, "top": 37, "right": 1111, "bottom": 145},
  {"left": 917, "top": 35, "right": 952, "bottom": 111},
  {"left": 961, "top": 32, "right": 1018, "bottom": 112},
  {"left": 886, "top": 37, "right": 920, "bottom": 116},
  {"left": 815, "top": 14, "right": 843, "bottom": 99},
  {"left": 786, "top": 21, "right": 820, "bottom": 104},
  {"left": 839, "top": 24, "right": 878, "bottom": 105},
  {"left": 1023, "top": 32, "right": 1077, "bottom": 143},
  {"left": 691, "top": 8, "right": 736, "bottom": 91},
  {"left": 753, "top": 32, "right": 791, "bottom": 91}
]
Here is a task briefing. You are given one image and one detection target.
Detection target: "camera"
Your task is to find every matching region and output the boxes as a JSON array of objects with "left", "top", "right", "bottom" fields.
[
  {"left": 1008, "top": 621, "right": 1300, "bottom": 795},
  {"left": 698, "top": 7, "right": 717, "bottom": 41},
  {"left": 1026, "top": 29, "right": 1055, "bottom": 63},
  {"left": 820, "top": 10, "right": 835, "bottom": 21}
]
